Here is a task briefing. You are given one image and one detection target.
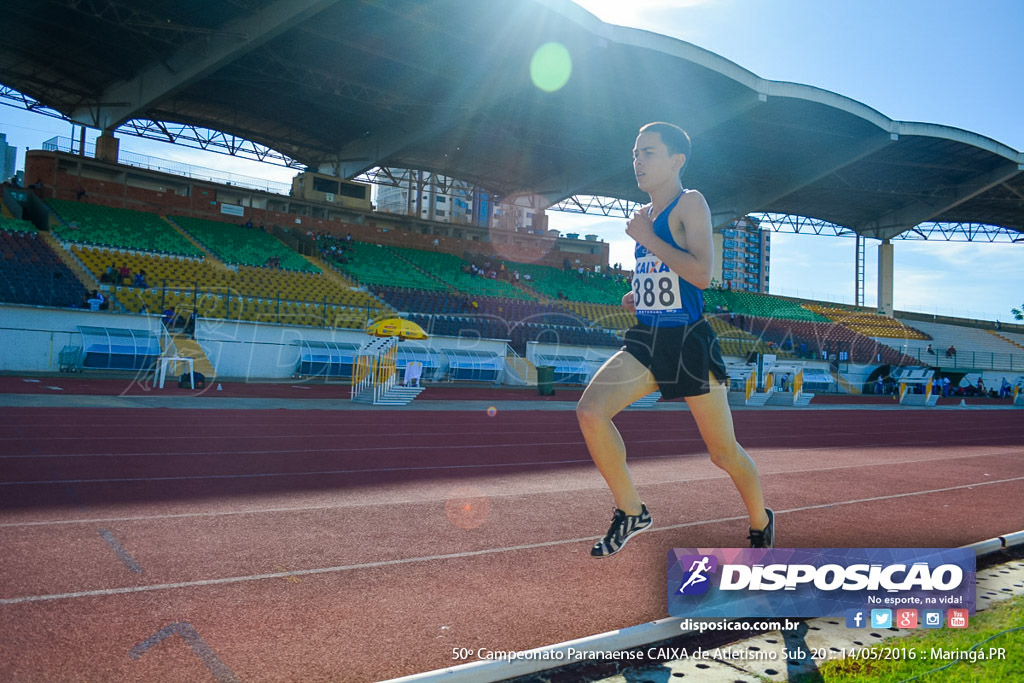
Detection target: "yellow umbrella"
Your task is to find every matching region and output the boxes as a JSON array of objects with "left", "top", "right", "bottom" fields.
[{"left": 366, "top": 317, "right": 429, "bottom": 340}]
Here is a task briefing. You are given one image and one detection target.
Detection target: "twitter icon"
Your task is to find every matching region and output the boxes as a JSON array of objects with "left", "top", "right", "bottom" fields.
[{"left": 870, "top": 609, "right": 893, "bottom": 629}]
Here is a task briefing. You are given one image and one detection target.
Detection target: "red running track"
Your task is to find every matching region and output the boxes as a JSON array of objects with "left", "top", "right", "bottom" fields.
[{"left": 0, "top": 406, "right": 1021, "bottom": 682}]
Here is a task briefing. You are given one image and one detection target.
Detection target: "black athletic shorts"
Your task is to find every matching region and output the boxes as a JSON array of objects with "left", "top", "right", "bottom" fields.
[{"left": 622, "top": 317, "right": 729, "bottom": 400}]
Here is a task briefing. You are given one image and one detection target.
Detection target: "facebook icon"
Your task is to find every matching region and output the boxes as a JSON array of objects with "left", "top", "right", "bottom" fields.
[{"left": 845, "top": 609, "right": 867, "bottom": 628}]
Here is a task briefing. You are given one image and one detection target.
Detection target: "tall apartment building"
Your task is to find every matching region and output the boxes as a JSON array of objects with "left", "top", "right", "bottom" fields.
[
  {"left": 373, "top": 170, "right": 546, "bottom": 232},
  {"left": 375, "top": 171, "right": 477, "bottom": 224},
  {"left": 0, "top": 133, "right": 17, "bottom": 182},
  {"left": 713, "top": 216, "right": 770, "bottom": 293}
]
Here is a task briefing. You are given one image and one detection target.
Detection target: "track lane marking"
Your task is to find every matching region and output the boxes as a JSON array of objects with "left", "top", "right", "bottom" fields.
[
  {"left": 2, "top": 444, "right": 1015, "bottom": 491},
  {"left": 1, "top": 425, "right": 1019, "bottom": 460},
  {"left": 3, "top": 475, "right": 1023, "bottom": 606},
  {"left": 2, "top": 448, "right": 1020, "bottom": 528}
]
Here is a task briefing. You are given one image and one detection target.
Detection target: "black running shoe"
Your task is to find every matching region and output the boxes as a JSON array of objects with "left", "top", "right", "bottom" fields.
[
  {"left": 591, "top": 505, "right": 652, "bottom": 558},
  {"left": 748, "top": 507, "right": 775, "bottom": 548}
]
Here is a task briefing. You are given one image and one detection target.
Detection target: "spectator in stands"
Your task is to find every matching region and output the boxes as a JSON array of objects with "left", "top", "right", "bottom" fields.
[
  {"left": 162, "top": 306, "right": 178, "bottom": 329},
  {"left": 432, "top": 237, "right": 439, "bottom": 247},
  {"left": 87, "top": 290, "right": 105, "bottom": 311},
  {"left": 76, "top": 187, "right": 87, "bottom": 201},
  {"left": 103, "top": 263, "right": 118, "bottom": 284},
  {"left": 577, "top": 121, "right": 772, "bottom": 559},
  {"left": 946, "top": 345, "right": 957, "bottom": 358},
  {"left": 943, "top": 376, "right": 951, "bottom": 397},
  {"left": 134, "top": 270, "right": 148, "bottom": 288},
  {"left": 118, "top": 264, "right": 131, "bottom": 284},
  {"left": 1000, "top": 377, "right": 1011, "bottom": 398},
  {"left": 977, "top": 378, "right": 985, "bottom": 396},
  {"left": 926, "top": 344, "right": 935, "bottom": 355},
  {"left": 345, "top": 233, "right": 353, "bottom": 242}
]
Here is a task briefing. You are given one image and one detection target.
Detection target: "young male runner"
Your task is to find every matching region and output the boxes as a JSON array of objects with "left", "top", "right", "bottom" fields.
[{"left": 577, "top": 122, "right": 774, "bottom": 557}]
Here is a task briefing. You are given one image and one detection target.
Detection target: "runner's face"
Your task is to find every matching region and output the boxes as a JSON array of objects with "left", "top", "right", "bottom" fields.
[{"left": 633, "top": 132, "right": 682, "bottom": 192}]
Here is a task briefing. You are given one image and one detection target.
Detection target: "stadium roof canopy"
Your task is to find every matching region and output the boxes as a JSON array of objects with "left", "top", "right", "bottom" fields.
[{"left": 2, "top": 0, "right": 1023, "bottom": 240}]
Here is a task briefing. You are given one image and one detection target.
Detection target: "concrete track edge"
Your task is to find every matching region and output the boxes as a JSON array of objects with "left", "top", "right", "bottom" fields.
[{"left": 381, "top": 529, "right": 1024, "bottom": 683}]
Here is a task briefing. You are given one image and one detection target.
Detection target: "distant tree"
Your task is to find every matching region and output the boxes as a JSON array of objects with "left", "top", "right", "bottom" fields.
[{"left": 1014, "top": 303, "right": 1023, "bottom": 321}]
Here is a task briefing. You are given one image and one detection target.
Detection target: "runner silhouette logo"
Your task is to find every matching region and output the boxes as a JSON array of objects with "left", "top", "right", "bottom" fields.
[{"left": 677, "top": 555, "right": 719, "bottom": 595}]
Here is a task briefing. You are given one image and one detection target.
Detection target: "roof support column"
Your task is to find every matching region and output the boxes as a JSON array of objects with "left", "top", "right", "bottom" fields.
[
  {"left": 95, "top": 132, "right": 119, "bottom": 164},
  {"left": 877, "top": 239, "right": 894, "bottom": 318}
]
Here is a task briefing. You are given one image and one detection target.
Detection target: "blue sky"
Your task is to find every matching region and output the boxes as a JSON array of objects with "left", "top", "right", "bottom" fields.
[
  {"left": 564, "top": 0, "right": 1024, "bottom": 321},
  {"left": 1, "top": 0, "right": 1021, "bottom": 321}
]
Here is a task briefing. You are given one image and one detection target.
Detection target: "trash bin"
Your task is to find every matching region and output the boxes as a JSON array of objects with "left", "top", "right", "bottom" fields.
[
  {"left": 536, "top": 366, "right": 555, "bottom": 396},
  {"left": 178, "top": 371, "right": 206, "bottom": 389}
]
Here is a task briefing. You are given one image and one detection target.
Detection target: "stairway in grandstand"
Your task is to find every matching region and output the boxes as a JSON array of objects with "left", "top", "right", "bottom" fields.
[
  {"left": 991, "top": 330, "right": 1024, "bottom": 353},
  {"left": 745, "top": 391, "right": 774, "bottom": 407},
  {"left": 505, "top": 355, "right": 538, "bottom": 386},
  {"left": 37, "top": 229, "right": 100, "bottom": 292},
  {"left": 169, "top": 333, "right": 217, "bottom": 381},
  {"left": 300, "top": 252, "right": 391, "bottom": 317},
  {"left": 705, "top": 315, "right": 798, "bottom": 359},
  {"left": 351, "top": 384, "right": 425, "bottom": 406},
  {"left": 831, "top": 371, "right": 860, "bottom": 395},
  {"left": 882, "top": 318, "right": 1021, "bottom": 370},
  {"left": 766, "top": 391, "right": 815, "bottom": 407},
  {"left": 628, "top": 391, "right": 662, "bottom": 408},
  {"left": 162, "top": 217, "right": 231, "bottom": 270}
]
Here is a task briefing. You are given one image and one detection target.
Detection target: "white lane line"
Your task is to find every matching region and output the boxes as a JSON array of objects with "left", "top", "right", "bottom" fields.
[
  {"left": 3, "top": 475, "right": 1023, "bottom": 606},
  {"left": 1, "top": 435, "right": 1020, "bottom": 488},
  {"left": 1, "top": 424, "right": 1017, "bottom": 460},
  {"left": 0, "top": 418, "right": 1014, "bottom": 444},
  {"left": 2, "top": 446, "right": 1019, "bottom": 529}
]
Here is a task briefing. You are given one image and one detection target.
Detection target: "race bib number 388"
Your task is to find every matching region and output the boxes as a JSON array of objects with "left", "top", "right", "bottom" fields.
[{"left": 633, "top": 254, "right": 683, "bottom": 313}]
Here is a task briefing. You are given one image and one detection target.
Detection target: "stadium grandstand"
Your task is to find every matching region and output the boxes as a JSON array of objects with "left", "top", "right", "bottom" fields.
[
  {"left": 1, "top": 0, "right": 1021, "bottom": 401},
  {"left": 5, "top": 170, "right": 1020, "bottom": 398}
]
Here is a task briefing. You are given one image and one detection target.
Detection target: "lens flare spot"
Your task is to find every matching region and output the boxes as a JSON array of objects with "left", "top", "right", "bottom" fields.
[
  {"left": 487, "top": 406, "right": 498, "bottom": 417},
  {"left": 530, "top": 42, "right": 572, "bottom": 93},
  {"left": 445, "top": 486, "right": 491, "bottom": 530}
]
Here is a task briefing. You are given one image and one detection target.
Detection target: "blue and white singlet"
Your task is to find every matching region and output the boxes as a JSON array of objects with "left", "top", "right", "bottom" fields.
[{"left": 632, "top": 190, "right": 705, "bottom": 328}]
